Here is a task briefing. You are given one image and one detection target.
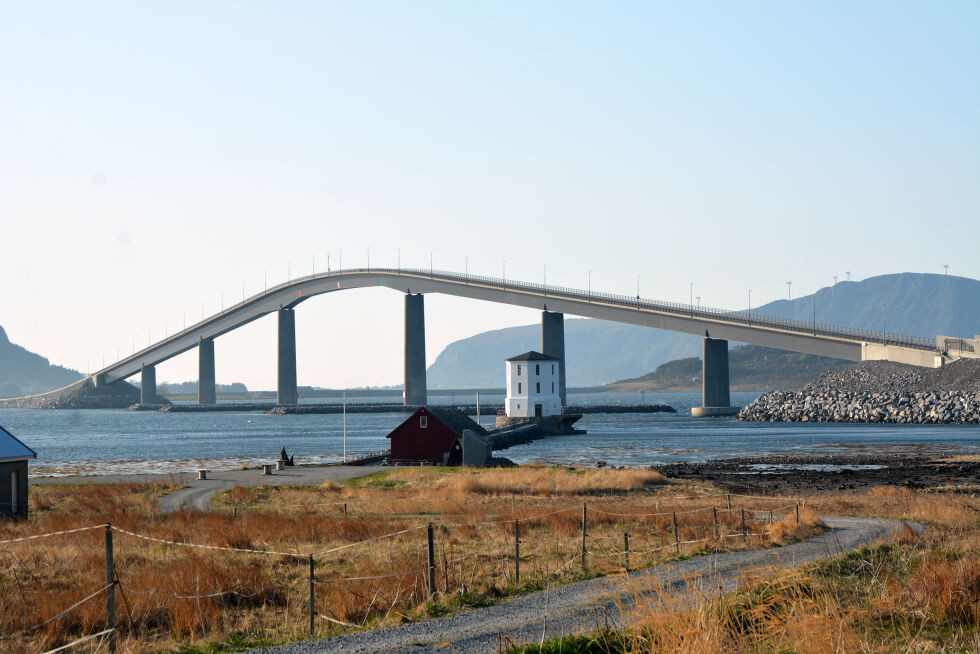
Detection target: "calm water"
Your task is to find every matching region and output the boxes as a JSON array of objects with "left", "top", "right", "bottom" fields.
[{"left": 2, "top": 392, "right": 978, "bottom": 475}]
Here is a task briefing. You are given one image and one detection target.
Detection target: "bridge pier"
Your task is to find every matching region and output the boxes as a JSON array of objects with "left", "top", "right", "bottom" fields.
[
  {"left": 198, "top": 338, "right": 216, "bottom": 405},
  {"left": 692, "top": 337, "right": 740, "bottom": 417},
  {"left": 140, "top": 364, "right": 157, "bottom": 405},
  {"left": 541, "top": 311, "right": 567, "bottom": 407},
  {"left": 277, "top": 309, "right": 298, "bottom": 405},
  {"left": 404, "top": 294, "right": 427, "bottom": 405}
]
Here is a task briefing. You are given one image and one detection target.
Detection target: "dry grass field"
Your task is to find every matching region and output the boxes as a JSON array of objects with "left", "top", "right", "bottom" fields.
[
  {"left": 512, "top": 487, "right": 980, "bottom": 654},
  {"left": 0, "top": 466, "right": 813, "bottom": 653}
]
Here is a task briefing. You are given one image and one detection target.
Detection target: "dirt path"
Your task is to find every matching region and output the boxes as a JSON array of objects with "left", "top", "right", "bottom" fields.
[
  {"left": 33, "top": 465, "right": 385, "bottom": 513},
  {"left": 253, "top": 516, "right": 916, "bottom": 654}
]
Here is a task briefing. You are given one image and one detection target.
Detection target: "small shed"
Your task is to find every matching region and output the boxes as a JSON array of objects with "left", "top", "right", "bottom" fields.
[
  {"left": 387, "top": 407, "right": 489, "bottom": 465},
  {"left": 0, "top": 425, "right": 36, "bottom": 517}
]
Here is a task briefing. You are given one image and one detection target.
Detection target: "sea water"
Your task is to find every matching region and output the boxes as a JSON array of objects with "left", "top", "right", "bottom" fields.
[{"left": 2, "top": 391, "right": 978, "bottom": 475}]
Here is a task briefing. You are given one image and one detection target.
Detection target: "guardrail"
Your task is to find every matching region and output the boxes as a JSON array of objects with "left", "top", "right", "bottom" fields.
[{"left": 103, "top": 266, "right": 939, "bottom": 377}]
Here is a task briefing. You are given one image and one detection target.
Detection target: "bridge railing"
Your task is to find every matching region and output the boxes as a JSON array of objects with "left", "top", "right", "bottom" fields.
[
  {"left": 101, "top": 264, "right": 938, "bottom": 376},
  {"left": 322, "top": 266, "right": 935, "bottom": 352}
]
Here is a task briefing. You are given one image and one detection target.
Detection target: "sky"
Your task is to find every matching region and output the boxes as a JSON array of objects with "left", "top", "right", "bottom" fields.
[{"left": 1, "top": 1, "right": 977, "bottom": 389}]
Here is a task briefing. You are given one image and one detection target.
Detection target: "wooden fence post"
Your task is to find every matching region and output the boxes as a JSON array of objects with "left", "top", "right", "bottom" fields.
[
  {"left": 514, "top": 520, "right": 520, "bottom": 586},
  {"left": 673, "top": 512, "right": 679, "bottom": 554},
  {"left": 624, "top": 532, "right": 630, "bottom": 570},
  {"left": 427, "top": 523, "right": 436, "bottom": 598},
  {"left": 105, "top": 524, "right": 116, "bottom": 654},
  {"left": 308, "top": 554, "right": 315, "bottom": 635},
  {"left": 713, "top": 506, "right": 719, "bottom": 540},
  {"left": 727, "top": 493, "right": 732, "bottom": 515},
  {"left": 741, "top": 508, "right": 746, "bottom": 541},
  {"left": 581, "top": 504, "right": 587, "bottom": 571},
  {"left": 796, "top": 502, "right": 800, "bottom": 524}
]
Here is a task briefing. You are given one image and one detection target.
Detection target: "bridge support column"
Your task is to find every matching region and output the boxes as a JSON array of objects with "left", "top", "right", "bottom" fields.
[
  {"left": 198, "top": 338, "right": 216, "bottom": 405},
  {"left": 140, "top": 364, "right": 157, "bottom": 405},
  {"left": 277, "top": 309, "right": 298, "bottom": 405},
  {"left": 541, "top": 311, "right": 567, "bottom": 407},
  {"left": 692, "top": 337, "right": 739, "bottom": 417},
  {"left": 404, "top": 294, "right": 427, "bottom": 406}
]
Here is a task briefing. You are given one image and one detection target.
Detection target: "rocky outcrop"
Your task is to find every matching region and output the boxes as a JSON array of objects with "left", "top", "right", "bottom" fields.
[
  {"left": 738, "top": 359, "right": 980, "bottom": 424},
  {"left": 738, "top": 390, "right": 980, "bottom": 424},
  {"left": 0, "top": 377, "right": 166, "bottom": 409}
]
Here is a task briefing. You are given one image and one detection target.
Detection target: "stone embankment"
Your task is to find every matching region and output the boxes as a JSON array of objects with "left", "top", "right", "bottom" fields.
[
  {"left": 0, "top": 378, "right": 166, "bottom": 409},
  {"left": 739, "top": 359, "right": 980, "bottom": 424}
]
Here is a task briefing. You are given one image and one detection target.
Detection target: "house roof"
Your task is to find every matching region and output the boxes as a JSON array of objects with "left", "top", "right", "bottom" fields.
[
  {"left": 0, "top": 425, "right": 37, "bottom": 463},
  {"left": 426, "top": 407, "right": 488, "bottom": 436},
  {"left": 505, "top": 351, "right": 557, "bottom": 362}
]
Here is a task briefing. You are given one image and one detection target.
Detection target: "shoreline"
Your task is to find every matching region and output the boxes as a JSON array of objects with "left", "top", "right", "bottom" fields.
[{"left": 655, "top": 452, "right": 980, "bottom": 495}]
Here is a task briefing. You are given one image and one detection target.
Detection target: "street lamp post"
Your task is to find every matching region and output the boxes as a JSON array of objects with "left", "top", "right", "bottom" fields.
[
  {"left": 465, "top": 255, "right": 468, "bottom": 277},
  {"left": 689, "top": 281, "right": 693, "bottom": 308},
  {"left": 588, "top": 270, "right": 591, "bottom": 297},
  {"left": 543, "top": 265, "right": 547, "bottom": 287},
  {"left": 636, "top": 275, "right": 640, "bottom": 299},
  {"left": 503, "top": 260, "right": 506, "bottom": 281},
  {"left": 747, "top": 289, "right": 752, "bottom": 316}
]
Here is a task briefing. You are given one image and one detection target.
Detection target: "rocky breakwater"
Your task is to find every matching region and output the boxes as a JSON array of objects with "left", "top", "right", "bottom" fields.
[
  {"left": 738, "top": 359, "right": 980, "bottom": 425},
  {"left": 739, "top": 389, "right": 980, "bottom": 424},
  {"left": 0, "top": 377, "right": 168, "bottom": 409}
]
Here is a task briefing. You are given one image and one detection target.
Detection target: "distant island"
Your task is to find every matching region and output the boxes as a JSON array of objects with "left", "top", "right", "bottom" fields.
[{"left": 605, "top": 344, "right": 851, "bottom": 392}]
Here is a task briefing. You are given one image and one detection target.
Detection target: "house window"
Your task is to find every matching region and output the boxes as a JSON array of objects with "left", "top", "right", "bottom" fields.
[
  {"left": 518, "top": 383, "right": 522, "bottom": 394},
  {"left": 517, "top": 365, "right": 521, "bottom": 375},
  {"left": 535, "top": 364, "right": 540, "bottom": 375},
  {"left": 552, "top": 382, "right": 555, "bottom": 392},
  {"left": 536, "top": 382, "right": 540, "bottom": 393},
  {"left": 420, "top": 416, "right": 428, "bottom": 429},
  {"left": 552, "top": 364, "right": 555, "bottom": 374}
]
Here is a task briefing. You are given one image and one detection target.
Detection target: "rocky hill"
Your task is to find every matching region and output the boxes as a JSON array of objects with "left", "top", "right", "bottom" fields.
[
  {"left": 608, "top": 345, "right": 851, "bottom": 391},
  {"left": 0, "top": 326, "right": 83, "bottom": 397}
]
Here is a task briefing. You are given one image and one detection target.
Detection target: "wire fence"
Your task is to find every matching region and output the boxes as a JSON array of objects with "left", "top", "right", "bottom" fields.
[{"left": 1, "top": 493, "right": 808, "bottom": 651}]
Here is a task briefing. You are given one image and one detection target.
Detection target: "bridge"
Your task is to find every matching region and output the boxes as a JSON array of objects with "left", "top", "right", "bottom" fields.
[{"left": 79, "top": 267, "right": 973, "bottom": 415}]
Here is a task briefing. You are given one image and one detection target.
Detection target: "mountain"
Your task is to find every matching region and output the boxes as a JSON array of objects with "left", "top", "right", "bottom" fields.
[
  {"left": 426, "top": 273, "right": 980, "bottom": 388},
  {"left": 0, "top": 326, "right": 84, "bottom": 397},
  {"left": 608, "top": 345, "right": 851, "bottom": 391}
]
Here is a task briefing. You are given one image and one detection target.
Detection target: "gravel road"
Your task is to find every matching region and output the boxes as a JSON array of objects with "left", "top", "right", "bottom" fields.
[
  {"left": 254, "top": 515, "right": 914, "bottom": 654},
  {"left": 32, "top": 465, "right": 385, "bottom": 513}
]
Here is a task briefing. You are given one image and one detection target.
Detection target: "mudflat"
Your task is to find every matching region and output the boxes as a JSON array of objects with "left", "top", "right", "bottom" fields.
[{"left": 656, "top": 451, "right": 980, "bottom": 495}]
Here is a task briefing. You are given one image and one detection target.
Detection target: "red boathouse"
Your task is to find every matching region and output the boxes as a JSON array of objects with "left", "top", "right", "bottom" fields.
[{"left": 387, "top": 406, "right": 488, "bottom": 465}]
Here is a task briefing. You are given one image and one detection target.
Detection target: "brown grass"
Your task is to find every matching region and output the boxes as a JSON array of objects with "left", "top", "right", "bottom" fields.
[
  {"left": 597, "top": 486, "right": 980, "bottom": 653},
  {"left": 0, "top": 468, "right": 797, "bottom": 652}
]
